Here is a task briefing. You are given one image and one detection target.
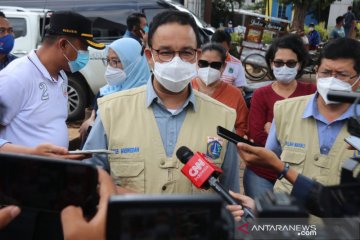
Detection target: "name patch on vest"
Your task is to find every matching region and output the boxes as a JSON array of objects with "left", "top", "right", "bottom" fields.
[
  {"left": 285, "top": 141, "right": 305, "bottom": 148},
  {"left": 112, "top": 147, "right": 140, "bottom": 154}
]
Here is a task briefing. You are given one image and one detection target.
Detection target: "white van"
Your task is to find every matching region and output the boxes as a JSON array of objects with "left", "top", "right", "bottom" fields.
[{"left": 0, "top": 1, "right": 213, "bottom": 120}]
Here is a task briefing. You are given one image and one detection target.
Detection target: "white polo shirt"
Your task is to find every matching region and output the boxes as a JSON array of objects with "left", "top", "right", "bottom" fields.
[
  {"left": 0, "top": 138, "right": 9, "bottom": 148},
  {"left": 220, "top": 53, "right": 247, "bottom": 87},
  {"left": 0, "top": 50, "right": 69, "bottom": 147}
]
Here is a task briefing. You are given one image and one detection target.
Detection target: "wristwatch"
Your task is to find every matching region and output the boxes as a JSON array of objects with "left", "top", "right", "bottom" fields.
[{"left": 277, "top": 163, "right": 290, "bottom": 180}]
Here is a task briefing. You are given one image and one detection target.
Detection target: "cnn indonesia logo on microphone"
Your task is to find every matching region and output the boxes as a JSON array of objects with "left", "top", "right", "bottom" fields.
[{"left": 188, "top": 158, "right": 209, "bottom": 182}]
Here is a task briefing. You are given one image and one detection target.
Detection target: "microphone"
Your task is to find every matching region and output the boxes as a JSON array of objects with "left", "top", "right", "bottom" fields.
[
  {"left": 176, "top": 146, "right": 255, "bottom": 220},
  {"left": 327, "top": 90, "right": 360, "bottom": 103}
]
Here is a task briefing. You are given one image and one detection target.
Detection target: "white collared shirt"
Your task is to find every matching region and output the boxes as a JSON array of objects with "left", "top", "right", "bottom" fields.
[{"left": 0, "top": 50, "right": 69, "bottom": 147}]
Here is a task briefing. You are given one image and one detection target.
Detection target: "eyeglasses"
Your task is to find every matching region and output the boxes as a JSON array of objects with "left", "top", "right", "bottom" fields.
[
  {"left": 273, "top": 60, "right": 298, "bottom": 68},
  {"left": 0, "top": 27, "right": 13, "bottom": 35},
  {"left": 317, "top": 70, "right": 358, "bottom": 82},
  {"left": 104, "top": 58, "right": 122, "bottom": 68},
  {"left": 152, "top": 48, "right": 197, "bottom": 62},
  {"left": 198, "top": 60, "right": 223, "bottom": 70}
]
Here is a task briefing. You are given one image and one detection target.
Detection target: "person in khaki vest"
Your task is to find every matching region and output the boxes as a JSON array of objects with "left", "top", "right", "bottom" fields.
[
  {"left": 265, "top": 38, "right": 360, "bottom": 193},
  {"left": 83, "top": 10, "right": 240, "bottom": 195}
]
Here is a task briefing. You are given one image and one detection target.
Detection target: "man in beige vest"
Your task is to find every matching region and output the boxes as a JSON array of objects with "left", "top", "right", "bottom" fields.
[
  {"left": 265, "top": 38, "right": 360, "bottom": 193},
  {"left": 83, "top": 10, "right": 240, "bottom": 195}
]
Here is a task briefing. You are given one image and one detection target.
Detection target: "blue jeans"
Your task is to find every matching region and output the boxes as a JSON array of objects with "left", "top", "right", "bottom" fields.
[{"left": 243, "top": 167, "right": 275, "bottom": 200}]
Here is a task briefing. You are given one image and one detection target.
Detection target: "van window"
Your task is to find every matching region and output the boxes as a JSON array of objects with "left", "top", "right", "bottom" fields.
[
  {"left": 76, "top": 8, "right": 132, "bottom": 42},
  {"left": 7, "top": 17, "right": 27, "bottom": 38}
]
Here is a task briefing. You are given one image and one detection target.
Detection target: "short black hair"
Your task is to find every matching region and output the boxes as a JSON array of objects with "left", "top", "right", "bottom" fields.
[
  {"left": 201, "top": 42, "right": 226, "bottom": 63},
  {"left": 336, "top": 16, "right": 344, "bottom": 24},
  {"left": 348, "top": 6, "right": 352, "bottom": 11},
  {"left": 211, "top": 29, "right": 231, "bottom": 46},
  {"left": 0, "top": 11, "right": 5, "bottom": 18},
  {"left": 265, "top": 34, "right": 308, "bottom": 79},
  {"left": 319, "top": 38, "right": 360, "bottom": 74},
  {"left": 309, "top": 23, "right": 315, "bottom": 27},
  {"left": 148, "top": 10, "right": 201, "bottom": 48},
  {"left": 127, "top": 12, "right": 146, "bottom": 31}
]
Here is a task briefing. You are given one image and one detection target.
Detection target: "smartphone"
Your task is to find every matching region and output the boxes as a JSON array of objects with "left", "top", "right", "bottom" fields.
[
  {"left": 68, "top": 149, "right": 115, "bottom": 155},
  {"left": 0, "top": 153, "right": 99, "bottom": 215},
  {"left": 217, "top": 126, "right": 258, "bottom": 146},
  {"left": 344, "top": 135, "right": 360, "bottom": 151}
]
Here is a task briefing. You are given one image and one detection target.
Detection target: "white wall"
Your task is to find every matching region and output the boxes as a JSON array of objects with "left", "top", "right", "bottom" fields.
[{"left": 328, "top": 0, "right": 353, "bottom": 29}]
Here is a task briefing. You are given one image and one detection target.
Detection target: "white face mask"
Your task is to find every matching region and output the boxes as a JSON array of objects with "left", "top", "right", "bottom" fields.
[
  {"left": 273, "top": 66, "right": 298, "bottom": 84},
  {"left": 317, "top": 76, "right": 358, "bottom": 105},
  {"left": 104, "top": 65, "right": 127, "bottom": 86},
  {"left": 198, "top": 67, "right": 221, "bottom": 86},
  {"left": 152, "top": 55, "right": 197, "bottom": 93}
]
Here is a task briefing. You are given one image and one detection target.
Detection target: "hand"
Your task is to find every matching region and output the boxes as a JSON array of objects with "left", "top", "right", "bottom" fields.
[
  {"left": 226, "top": 191, "right": 255, "bottom": 222},
  {"left": 236, "top": 142, "right": 284, "bottom": 173},
  {"left": 264, "top": 122, "right": 272, "bottom": 134},
  {"left": 31, "top": 143, "right": 68, "bottom": 157},
  {"left": 32, "top": 144, "right": 90, "bottom": 160},
  {"left": 79, "top": 117, "right": 95, "bottom": 143},
  {"left": 0, "top": 206, "right": 21, "bottom": 230},
  {"left": 61, "top": 168, "right": 116, "bottom": 240}
]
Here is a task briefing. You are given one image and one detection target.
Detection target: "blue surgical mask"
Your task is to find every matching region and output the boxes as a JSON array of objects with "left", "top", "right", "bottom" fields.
[
  {"left": 0, "top": 34, "right": 14, "bottom": 54},
  {"left": 63, "top": 40, "right": 89, "bottom": 73},
  {"left": 143, "top": 25, "right": 149, "bottom": 33},
  {"left": 273, "top": 66, "right": 298, "bottom": 84}
]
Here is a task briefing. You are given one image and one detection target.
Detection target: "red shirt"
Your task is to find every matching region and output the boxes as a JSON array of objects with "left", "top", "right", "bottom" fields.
[
  {"left": 248, "top": 81, "right": 316, "bottom": 180},
  {"left": 192, "top": 79, "right": 249, "bottom": 137}
]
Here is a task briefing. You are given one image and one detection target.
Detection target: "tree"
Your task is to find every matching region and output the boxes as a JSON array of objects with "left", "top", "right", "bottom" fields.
[
  {"left": 280, "top": 0, "right": 335, "bottom": 30},
  {"left": 211, "top": 0, "right": 244, "bottom": 28}
]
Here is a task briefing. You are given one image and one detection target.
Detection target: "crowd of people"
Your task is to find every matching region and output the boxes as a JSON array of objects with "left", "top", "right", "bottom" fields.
[{"left": 0, "top": 6, "right": 360, "bottom": 240}]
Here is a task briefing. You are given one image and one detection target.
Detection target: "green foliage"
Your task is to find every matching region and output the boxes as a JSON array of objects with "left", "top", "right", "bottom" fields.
[
  {"left": 243, "top": 1, "right": 266, "bottom": 14},
  {"left": 279, "top": 0, "right": 336, "bottom": 29},
  {"left": 262, "top": 31, "right": 273, "bottom": 44},
  {"left": 230, "top": 32, "right": 243, "bottom": 44},
  {"left": 230, "top": 32, "right": 242, "bottom": 58}
]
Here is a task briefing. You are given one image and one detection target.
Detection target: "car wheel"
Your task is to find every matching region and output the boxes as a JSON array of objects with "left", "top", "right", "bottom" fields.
[{"left": 67, "top": 77, "right": 88, "bottom": 121}]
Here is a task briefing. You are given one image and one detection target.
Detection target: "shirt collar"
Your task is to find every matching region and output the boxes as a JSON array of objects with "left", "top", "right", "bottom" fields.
[
  {"left": 124, "top": 30, "right": 142, "bottom": 44},
  {"left": 145, "top": 76, "right": 197, "bottom": 112},
  {"left": 225, "top": 52, "right": 231, "bottom": 62},
  {"left": 28, "top": 50, "right": 63, "bottom": 83},
  {"left": 303, "top": 92, "right": 357, "bottom": 122}
]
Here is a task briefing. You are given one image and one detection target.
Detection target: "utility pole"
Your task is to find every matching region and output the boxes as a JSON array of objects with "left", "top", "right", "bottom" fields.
[{"left": 204, "top": 0, "right": 212, "bottom": 24}]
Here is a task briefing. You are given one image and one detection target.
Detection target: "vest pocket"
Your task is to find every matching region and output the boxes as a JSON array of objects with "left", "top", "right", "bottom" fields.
[
  {"left": 277, "top": 150, "right": 306, "bottom": 190},
  {"left": 281, "top": 150, "right": 306, "bottom": 169},
  {"left": 110, "top": 161, "right": 145, "bottom": 193}
]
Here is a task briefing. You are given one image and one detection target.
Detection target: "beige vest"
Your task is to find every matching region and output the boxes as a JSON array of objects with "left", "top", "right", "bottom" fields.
[
  {"left": 98, "top": 86, "right": 236, "bottom": 194},
  {"left": 273, "top": 95, "right": 353, "bottom": 193}
]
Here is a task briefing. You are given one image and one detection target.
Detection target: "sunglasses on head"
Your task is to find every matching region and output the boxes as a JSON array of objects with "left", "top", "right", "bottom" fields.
[
  {"left": 198, "top": 60, "right": 223, "bottom": 70},
  {"left": 273, "top": 60, "right": 298, "bottom": 68}
]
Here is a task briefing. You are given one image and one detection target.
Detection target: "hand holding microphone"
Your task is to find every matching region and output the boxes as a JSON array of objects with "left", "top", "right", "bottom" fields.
[{"left": 176, "top": 146, "right": 255, "bottom": 220}]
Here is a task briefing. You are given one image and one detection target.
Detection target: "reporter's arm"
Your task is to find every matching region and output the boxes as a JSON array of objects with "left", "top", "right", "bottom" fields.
[
  {"left": 61, "top": 168, "right": 116, "bottom": 240},
  {"left": 236, "top": 142, "right": 299, "bottom": 184},
  {"left": 0, "top": 142, "right": 68, "bottom": 156}
]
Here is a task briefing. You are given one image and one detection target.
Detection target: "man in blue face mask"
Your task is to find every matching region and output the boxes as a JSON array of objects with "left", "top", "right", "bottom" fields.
[
  {"left": 124, "top": 12, "right": 148, "bottom": 46},
  {"left": 0, "top": 11, "right": 16, "bottom": 71},
  {"left": 0, "top": 11, "right": 104, "bottom": 240}
]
